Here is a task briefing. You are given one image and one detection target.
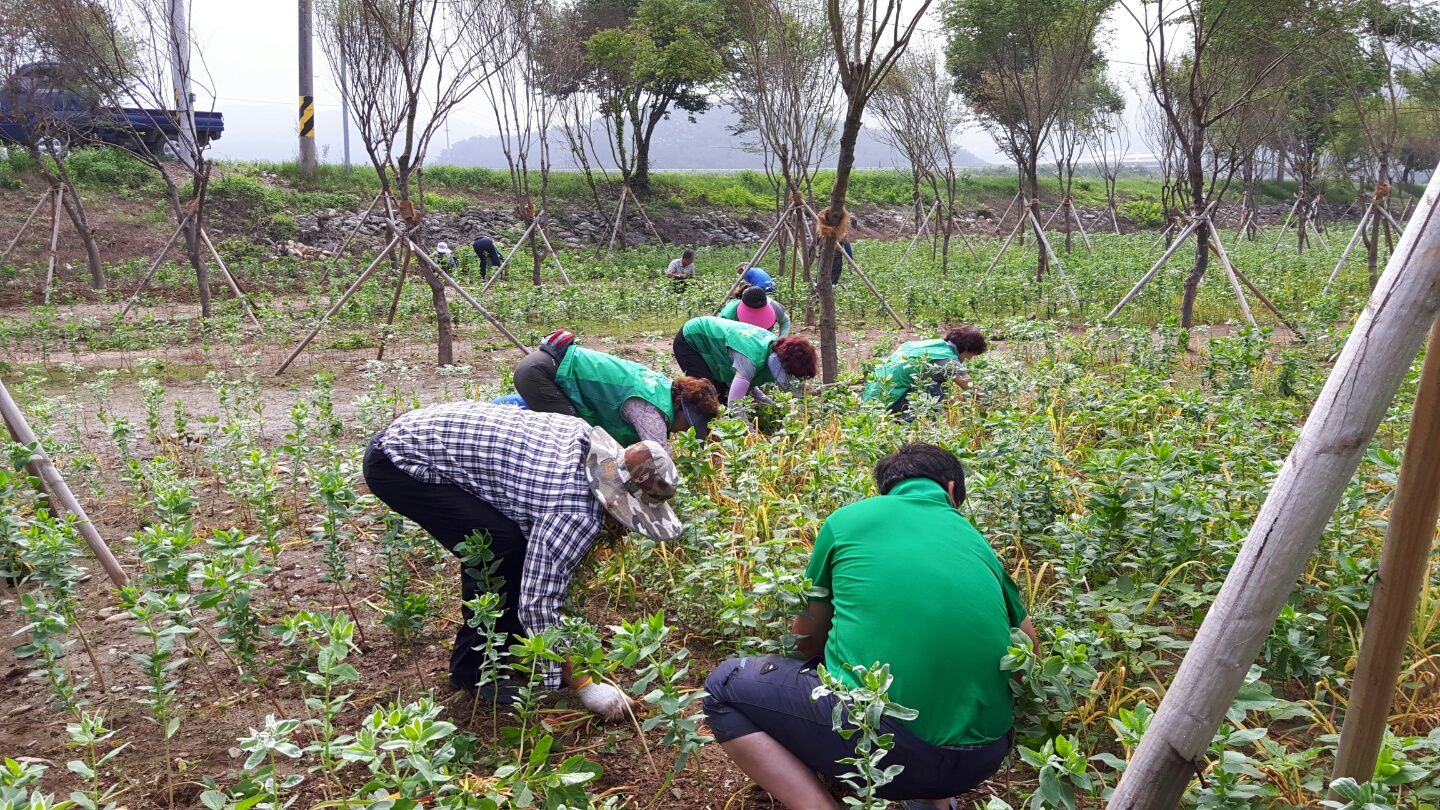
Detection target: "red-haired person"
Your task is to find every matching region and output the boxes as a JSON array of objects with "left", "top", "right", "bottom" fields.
[
  {"left": 672, "top": 316, "right": 816, "bottom": 406},
  {"left": 863, "top": 326, "right": 988, "bottom": 414}
]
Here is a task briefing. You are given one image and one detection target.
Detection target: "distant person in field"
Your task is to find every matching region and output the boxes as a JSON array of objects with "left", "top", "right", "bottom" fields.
[
  {"left": 736, "top": 263, "right": 777, "bottom": 293},
  {"left": 720, "top": 285, "right": 791, "bottom": 337},
  {"left": 808, "top": 240, "right": 854, "bottom": 286},
  {"left": 363, "top": 401, "right": 682, "bottom": 719},
  {"left": 672, "top": 315, "right": 815, "bottom": 406},
  {"left": 432, "top": 242, "right": 457, "bottom": 271},
  {"left": 704, "top": 443, "right": 1036, "bottom": 810},
  {"left": 863, "top": 326, "right": 987, "bottom": 414},
  {"left": 666, "top": 249, "right": 696, "bottom": 288},
  {"left": 472, "top": 235, "right": 504, "bottom": 279},
  {"left": 509, "top": 329, "right": 721, "bottom": 450}
]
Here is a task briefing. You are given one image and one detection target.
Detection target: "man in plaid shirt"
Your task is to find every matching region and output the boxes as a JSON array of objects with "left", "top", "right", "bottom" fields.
[{"left": 363, "top": 400, "right": 683, "bottom": 719}]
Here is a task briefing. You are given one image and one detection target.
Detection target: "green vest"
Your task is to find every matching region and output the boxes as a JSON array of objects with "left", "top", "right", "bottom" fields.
[
  {"left": 680, "top": 316, "right": 776, "bottom": 387},
  {"left": 554, "top": 347, "right": 675, "bottom": 445},
  {"left": 863, "top": 339, "right": 958, "bottom": 406}
]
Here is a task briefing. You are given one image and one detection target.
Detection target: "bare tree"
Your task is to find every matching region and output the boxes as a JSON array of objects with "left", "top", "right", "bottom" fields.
[
  {"left": 45, "top": 0, "right": 222, "bottom": 315},
  {"left": 814, "top": 0, "right": 932, "bottom": 382},
  {"left": 874, "top": 49, "right": 970, "bottom": 271},
  {"left": 725, "top": 0, "right": 838, "bottom": 206},
  {"left": 317, "top": 0, "right": 514, "bottom": 365},
  {"left": 0, "top": 1, "right": 113, "bottom": 291},
  {"left": 1125, "top": 0, "right": 1315, "bottom": 327},
  {"left": 479, "top": 0, "right": 562, "bottom": 284},
  {"left": 1088, "top": 108, "right": 1130, "bottom": 233}
]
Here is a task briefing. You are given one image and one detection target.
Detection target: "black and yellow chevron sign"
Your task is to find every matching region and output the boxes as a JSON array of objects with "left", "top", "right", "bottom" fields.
[{"left": 299, "top": 95, "right": 315, "bottom": 137}]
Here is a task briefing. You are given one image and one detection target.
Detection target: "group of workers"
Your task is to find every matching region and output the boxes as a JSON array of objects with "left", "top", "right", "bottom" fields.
[{"left": 363, "top": 233, "right": 1014, "bottom": 808}]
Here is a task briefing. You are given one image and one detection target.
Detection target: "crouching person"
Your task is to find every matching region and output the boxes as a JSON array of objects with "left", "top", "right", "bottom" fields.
[
  {"left": 704, "top": 443, "right": 1037, "bottom": 810},
  {"left": 363, "top": 401, "right": 684, "bottom": 720}
]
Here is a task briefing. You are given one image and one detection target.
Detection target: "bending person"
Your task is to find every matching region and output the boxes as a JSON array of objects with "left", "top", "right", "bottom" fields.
[
  {"left": 514, "top": 330, "right": 720, "bottom": 447},
  {"left": 735, "top": 263, "right": 777, "bottom": 293},
  {"left": 472, "top": 236, "right": 503, "bottom": 279},
  {"left": 720, "top": 286, "right": 791, "bottom": 337},
  {"left": 672, "top": 316, "right": 815, "bottom": 406},
  {"left": 862, "top": 326, "right": 987, "bottom": 414},
  {"left": 704, "top": 443, "right": 1037, "bottom": 810},
  {"left": 363, "top": 402, "right": 683, "bottom": 718}
]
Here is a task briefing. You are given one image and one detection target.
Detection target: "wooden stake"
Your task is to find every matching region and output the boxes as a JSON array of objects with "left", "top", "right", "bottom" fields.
[
  {"left": 2, "top": 189, "right": 53, "bottom": 266},
  {"left": 1027, "top": 208, "right": 1080, "bottom": 309},
  {"left": 533, "top": 215, "right": 571, "bottom": 285},
  {"left": 979, "top": 215, "right": 1029, "bottom": 288},
  {"left": 481, "top": 219, "right": 538, "bottom": 294},
  {"left": 1272, "top": 197, "right": 1302, "bottom": 252},
  {"left": 317, "top": 191, "right": 384, "bottom": 280},
  {"left": 376, "top": 242, "right": 413, "bottom": 361},
  {"left": 407, "top": 239, "right": 528, "bottom": 355},
  {"left": 200, "top": 229, "right": 262, "bottom": 326},
  {"left": 0, "top": 377, "right": 129, "bottom": 588},
  {"left": 893, "top": 200, "right": 939, "bottom": 273},
  {"left": 626, "top": 186, "right": 665, "bottom": 246},
  {"left": 1109, "top": 164, "right": 1440, "bottom": 809},
  {"left": 1208, "top": 224, "right": 1256, "bottom": 327},
  {"left": 1107, "top": 213, "right": 1209, "bottom": 319},
  {"left": 603, "top": 187, "right": 628, "bottom": 258},
  {"left": 42, "top": 186, "right": 63, "bottom": 305},
  {"left": 277, "top": 233, "right": 403, "bottom": 374},
  {"left": 119, "top": 213, "right": 193, "bottom": 319},
  {"left": 1325, "top": 203, "right": 1377, "bottom": 295},
  {"left": 715, "top": 204, "right": 795, "bottom": 315},
  {"left": 1330, "top": 317, "right": 1440, "bottom": 791},
  {"left": 800, "top": 202, "right": 906, "bottom": 327}
]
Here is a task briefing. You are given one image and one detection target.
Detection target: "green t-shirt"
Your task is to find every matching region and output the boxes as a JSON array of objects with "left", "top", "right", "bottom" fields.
[
  {"left": 804, "top": 477, "right": 1027, "bottom": 746},
  {"left": 680, "top": 316, "right": 776, "bottom": 387},
  {"left": 862, "top": 339, "right": 960, "bottom": 406},
  {"left": 554, "top": 347, "right": 674, "bottom": 445}
]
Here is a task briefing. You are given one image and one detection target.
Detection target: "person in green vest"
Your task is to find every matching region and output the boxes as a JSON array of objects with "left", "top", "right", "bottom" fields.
[
  {"left": 862, "top": 326, "right": 988, "bottom": 414},
  {"left": 672, "top": 316, "right": 816, "bottom": 405},
  {"left": 704, "top": 443, "right": 1037, "bottom": 810},
  {"left": 719, "top": 285, "right": 792, "bottom": 336},
  {"left": 512, "top": 330, "right": 721, "bottom": 448}
]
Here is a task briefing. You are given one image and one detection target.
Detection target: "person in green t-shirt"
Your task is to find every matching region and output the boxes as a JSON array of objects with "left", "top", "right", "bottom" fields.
[
  {"left": 862, "top": 326, "right": 987, "bottom": 415},
  {"left": 671, "top": 316, "right": 816, "bottom": 405},
  {"left": 704, "top": 443, "right": 1037, "bottom": 809},
  {"left": 511, "top": 330, "right": 721, "bottom": 449}
]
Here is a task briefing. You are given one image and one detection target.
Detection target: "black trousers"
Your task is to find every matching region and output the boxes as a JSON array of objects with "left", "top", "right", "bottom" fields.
[
  {"left": 673, "top": 330, "right": 731, "bottom": 404},
  {"left": 512, "top": 351, "right": 578, "bottom": 417},
  {"left": 363, "top": 435, "right": 529, "bottom": 688}
]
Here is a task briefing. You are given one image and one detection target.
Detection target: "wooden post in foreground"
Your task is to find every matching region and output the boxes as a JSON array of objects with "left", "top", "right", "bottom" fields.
[
  {"left": 1329, "top": 318, "right": 1440, "bottom": 789},
  {"left": 0, "top": 377, "right": 129, "bottom": 588},
  {"left": 1109, "top": 163, "right": 1440, "bottom": 809}
]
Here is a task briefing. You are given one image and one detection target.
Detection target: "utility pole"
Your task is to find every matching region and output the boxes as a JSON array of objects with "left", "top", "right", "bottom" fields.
[
  {"left": 298, "top": 0, "right": 317, "bottom": 179},
  {"left": 340, "top": 46, "right": 351, "bottom": 172},
  {"left": 167, "top": 0, "right": 198, "bottom": 171}
]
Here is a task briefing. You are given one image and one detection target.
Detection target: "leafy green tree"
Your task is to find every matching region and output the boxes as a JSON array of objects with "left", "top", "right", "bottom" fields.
[{"left": 576, "top": 0, "right": 730, "bottom": 192}]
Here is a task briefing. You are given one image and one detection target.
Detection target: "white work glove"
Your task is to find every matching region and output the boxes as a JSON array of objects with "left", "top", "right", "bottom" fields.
[{"left": 576, "top": 681, "right": 633, "bottom": 721}]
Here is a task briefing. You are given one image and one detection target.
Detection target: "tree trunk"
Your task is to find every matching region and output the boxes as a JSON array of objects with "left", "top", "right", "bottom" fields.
[
  {"left": 183, "top": 218, "right": 212, "bottom": 318},
  {"left": 632, "top": 142, "right": 651, "bottom": 194},
  {"left": 1180, "top": 122, "right": 1208, "bottom": 329},
  {"left": 417, "top": 263, "right": 455, "bottom": 366},
  {"left": 530, "top": 223, "right": 542, "bottom": 286},
  {"left": 815, "top": 99, "right": 865, "bottom": 383},
  {"left": 1181, "top": 222, "right": 1209, "bottom": 329},
  {"left": 58, "top": 187, "right": 105, "bottom": 291},
  {"left": 1367, "top": 156, "right": 1391, "bottom": 290},
  {"left": 1027, "top": 159, "right": 1046, "bottom": 283}
]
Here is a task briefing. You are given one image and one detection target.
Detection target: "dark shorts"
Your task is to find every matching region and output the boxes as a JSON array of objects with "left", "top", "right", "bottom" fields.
[{"left": 703, "top": 655, "right": 1012, "bottom": 801}]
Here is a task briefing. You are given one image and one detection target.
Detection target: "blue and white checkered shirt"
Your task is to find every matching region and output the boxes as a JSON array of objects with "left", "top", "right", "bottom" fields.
[{"left": 378, "top": 401, "right": 606, "bottom": 689}]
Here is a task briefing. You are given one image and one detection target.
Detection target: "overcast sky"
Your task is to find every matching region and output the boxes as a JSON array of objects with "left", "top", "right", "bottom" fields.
[{"left": 188, "top": 2, "right": 1153, "bottom": 165}]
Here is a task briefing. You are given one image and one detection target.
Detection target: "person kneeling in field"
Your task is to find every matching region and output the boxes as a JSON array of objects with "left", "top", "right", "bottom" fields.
[
  {"left": 511, "top": 330, "right": 720, "bottom": 449},
  {"left": 672, "top": 316, "right": 816, "bottom": 406},
  {"left": 862, "top": 326, "right": 987, "bottom": 414},
  {"left": 704, "top": 443, "right": 1037, "bottom": 810},
  {"left": 363, "top": 401, "right": 684, "bottom": 719},
  {"left": 719, "top": 285, "right": 792, "bottom": 337}
]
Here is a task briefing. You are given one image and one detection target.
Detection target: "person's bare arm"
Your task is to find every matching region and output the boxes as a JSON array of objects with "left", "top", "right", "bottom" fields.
[
  {"left": 792, "top": 600, "right": 834, "bottom": 660},
  {"left": 1020, "top": 617, "right": 1038, "bottom": 651}
]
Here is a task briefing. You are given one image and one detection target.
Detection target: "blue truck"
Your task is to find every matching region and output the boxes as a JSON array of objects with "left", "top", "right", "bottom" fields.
[{"left": 0, "top": 63, "right": 224, "bottom": 155}]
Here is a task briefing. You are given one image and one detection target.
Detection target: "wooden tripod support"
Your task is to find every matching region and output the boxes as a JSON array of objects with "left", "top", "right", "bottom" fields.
[{"left": 0, "top": 376, "right": 129, "bottom": 588}]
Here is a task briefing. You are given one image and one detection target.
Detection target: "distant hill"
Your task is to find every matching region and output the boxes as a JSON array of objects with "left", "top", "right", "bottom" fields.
[{"left": 434, "top": 106, "right": 989, "bottom": 172}]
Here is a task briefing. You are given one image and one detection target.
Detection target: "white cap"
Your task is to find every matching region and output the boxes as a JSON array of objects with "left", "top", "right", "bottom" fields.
[{"left": 436, "top": 242, "right": 452, "bottom": 253}]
